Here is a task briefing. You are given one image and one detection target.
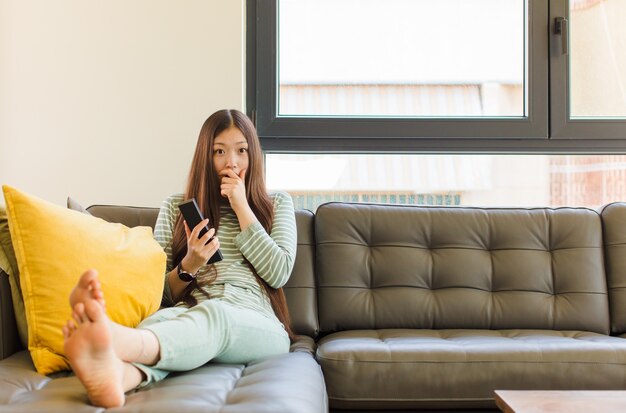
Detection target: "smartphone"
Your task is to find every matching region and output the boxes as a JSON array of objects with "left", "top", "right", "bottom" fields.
[{"left": 178, "top": 199, "right": 223, "bottom": 264}]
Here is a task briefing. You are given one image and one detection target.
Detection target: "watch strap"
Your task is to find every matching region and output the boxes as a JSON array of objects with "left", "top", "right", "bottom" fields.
[{"left": 177, "top": 262, "right": 196, "bottom": 282}]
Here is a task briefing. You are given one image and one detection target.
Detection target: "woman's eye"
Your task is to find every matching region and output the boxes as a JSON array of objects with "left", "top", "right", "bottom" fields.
[
  {"left": 239, "top": 148, "right": 248, "bottom": 153},
  {"left": 214, "top": 149, "right": 225, "bottom": 155}
]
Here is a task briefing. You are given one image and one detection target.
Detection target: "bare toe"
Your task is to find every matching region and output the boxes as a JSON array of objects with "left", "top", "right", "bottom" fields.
[
  {"left": 79, "top": 270, "right": 99, "bottom": 290},
  {"left": 72, "top": 302, "right": 88, "bottom": 324},
  {"left": 83, "top": 299, "right": 104, "bottom": 322},
  {"left": 70, "top": 270, "right": 103, "bottom": 308},
  {"left": 64, "top": 319, "right": 77, "bottom": 333}
]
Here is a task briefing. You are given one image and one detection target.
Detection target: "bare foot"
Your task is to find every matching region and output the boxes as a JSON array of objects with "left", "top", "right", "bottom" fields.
[
  {"left": 69, "top": 269, "right": 105, "bottom": 308},
  {"left": 66, "top": 277, "right": 150, "bottom": 364},
  {"left": 63, "top": 300, "right": 125, "bottom": 408}
]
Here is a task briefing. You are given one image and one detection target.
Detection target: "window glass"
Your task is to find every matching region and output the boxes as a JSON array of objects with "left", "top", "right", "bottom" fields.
[
  {"left": 570, "top": 0, "right": 626, "bottom": 118},
  {"left": 278, "top": 0, "right": 527, "bottom": 118},
  {"left": 266, "top": 154, "right": 626, "bottom": 211}
]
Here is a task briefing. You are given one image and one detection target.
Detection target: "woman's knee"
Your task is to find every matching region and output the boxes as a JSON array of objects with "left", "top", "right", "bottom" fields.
[{"left": 137, "top": 307, "right": 186, "bottom": 328}]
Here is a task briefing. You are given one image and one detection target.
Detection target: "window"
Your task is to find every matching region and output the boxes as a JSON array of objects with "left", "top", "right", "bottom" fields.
[
  {"left": 278, "top": 0, "right": 526, "bottom": 118},
  {"left": 248, "top": 0, "right": 626, "bottom": 151},
  {"left": 551, "top": 0, "right": 626, "bottom": 139},
  {"left": 266, "top": 153, "right": 626, "bottom": 211}
]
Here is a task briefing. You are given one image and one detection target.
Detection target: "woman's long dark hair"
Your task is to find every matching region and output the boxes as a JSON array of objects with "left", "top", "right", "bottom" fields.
[{"left": 171, "top": 109, "right": 295, "bottom": 341}]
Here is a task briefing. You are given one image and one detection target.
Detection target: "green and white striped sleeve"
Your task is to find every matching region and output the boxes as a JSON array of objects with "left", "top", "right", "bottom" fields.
[
  {"left": 153, "top": 194, "right": 183, "bottom": 306},
  {"left": 234, "top": 192, "right": 297, "bottom": 289}
]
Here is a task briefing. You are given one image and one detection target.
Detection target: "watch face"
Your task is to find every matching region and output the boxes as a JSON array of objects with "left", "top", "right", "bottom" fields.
[{"left": 178, "top": 271, "right": 194, "bottom": 282}]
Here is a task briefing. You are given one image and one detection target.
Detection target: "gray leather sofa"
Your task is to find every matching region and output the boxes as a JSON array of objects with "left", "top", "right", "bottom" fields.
[{"left": 2, "top": 200, "right": 626, "bottom": 412}]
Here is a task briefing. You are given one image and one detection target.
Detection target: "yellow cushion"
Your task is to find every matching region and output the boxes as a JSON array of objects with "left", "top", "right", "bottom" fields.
[{"left": 2, "top": 185, "right": 166, "bottom": 375}]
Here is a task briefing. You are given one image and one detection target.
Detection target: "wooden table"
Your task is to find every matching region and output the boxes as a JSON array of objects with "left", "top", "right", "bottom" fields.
[{"left": 495, "top": 390, "right": 626, "bottom": 413}]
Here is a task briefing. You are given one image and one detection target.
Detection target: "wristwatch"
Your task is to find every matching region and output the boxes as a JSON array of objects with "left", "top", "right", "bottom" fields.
[{"left": 177, "top": 262, "right": 197, "bottom": 282}]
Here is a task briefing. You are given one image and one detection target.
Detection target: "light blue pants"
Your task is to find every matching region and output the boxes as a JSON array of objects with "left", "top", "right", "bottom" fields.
[{"left": 132, "top": 300, "right": 290, "bottom": 387}]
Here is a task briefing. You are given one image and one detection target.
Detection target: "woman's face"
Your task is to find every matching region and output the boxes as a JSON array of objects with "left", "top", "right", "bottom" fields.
[{"left": 212, "top": 126, "right": 250, "bottom": 177}]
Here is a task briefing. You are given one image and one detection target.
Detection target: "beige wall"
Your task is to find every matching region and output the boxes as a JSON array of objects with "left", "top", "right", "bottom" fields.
[{"left": 0, "top": 0, "right": 245, "bottom": 207}]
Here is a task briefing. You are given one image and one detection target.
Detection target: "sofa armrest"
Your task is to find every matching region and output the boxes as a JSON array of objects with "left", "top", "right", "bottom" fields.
[{"left": 0, "top": 270, "right": 21, "bottom": 360}]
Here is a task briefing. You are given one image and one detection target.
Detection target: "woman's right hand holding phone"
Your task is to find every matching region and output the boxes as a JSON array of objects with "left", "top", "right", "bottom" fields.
[{"left": 181, "top": 219, "right": 220, "bottom": 274}]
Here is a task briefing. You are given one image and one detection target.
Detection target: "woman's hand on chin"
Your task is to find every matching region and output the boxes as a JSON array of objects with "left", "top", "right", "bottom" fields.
[
  {"left": 219, "top": 168, "right": 258, "bottom": 230},
  {"left": 219, "top": 168, "right": 248, "bottom": 211}
]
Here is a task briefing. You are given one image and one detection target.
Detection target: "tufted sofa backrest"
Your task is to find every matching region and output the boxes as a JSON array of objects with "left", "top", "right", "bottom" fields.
[
  {"left": 599, "top": 202, "right": 626, "bottom": 335},
  {"left": 315, "top": 202, "right": 610, "bottom": 335}
]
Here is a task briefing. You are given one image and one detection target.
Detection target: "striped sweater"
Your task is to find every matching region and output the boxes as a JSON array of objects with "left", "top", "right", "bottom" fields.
[{"left": 153, "top": 192, "right": 297, "bottom": 318}]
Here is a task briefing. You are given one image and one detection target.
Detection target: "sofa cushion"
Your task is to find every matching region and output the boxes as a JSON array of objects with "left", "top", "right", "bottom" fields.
[
  {"left": 0, "top": 349, "right": 327, "bottom": 413},
  {"left": 317, "top": 329, "right": 626, "bottom": 410},
  {"left": 2, "top": 186, "right": 166, "bottom": 375},
  {"left": 599, "top": 202, "right": 626, "bottom": 335},
  {"left": 315, "top": 202, "right": 610, "bottom": 335}
]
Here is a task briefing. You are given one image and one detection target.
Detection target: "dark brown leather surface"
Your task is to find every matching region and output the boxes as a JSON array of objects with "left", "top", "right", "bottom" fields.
[
  {"left": 290, "top": 334, "right": 317, "bottom": 355},
  {"left": 86, "top": 204, "right": 160, "bottom": 229},
  {"left": 318, "top": 329, "right": 626, "bottom": 410},
  {"left": 315, "top": 203, "right": 609, "bottom": 335},
  {"left": 599, "top": 202, "right": 626, "bottom": 335},
  {"left": 285, "top": 210, "right": 319, "bottom": 337}
]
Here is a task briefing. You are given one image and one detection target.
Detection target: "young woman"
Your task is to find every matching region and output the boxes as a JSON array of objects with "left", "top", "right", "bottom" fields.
[{"left": 62, "top": 109, "right": 297, "bottom": 408}]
